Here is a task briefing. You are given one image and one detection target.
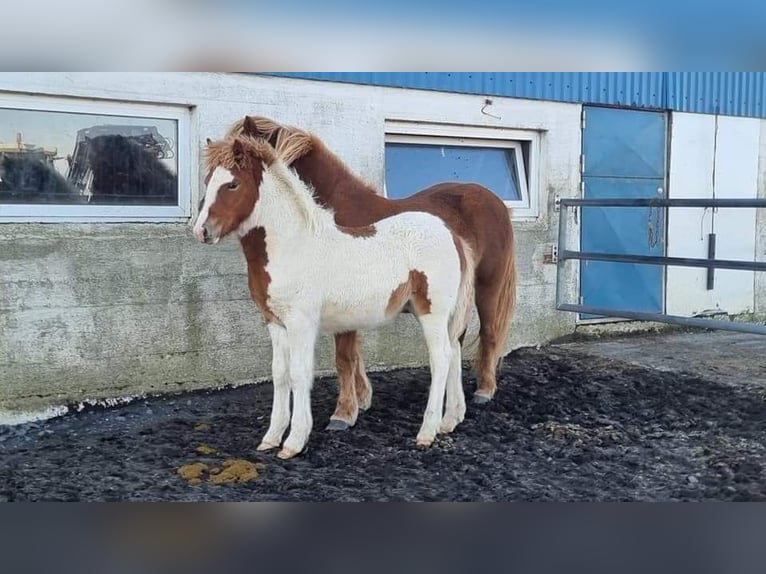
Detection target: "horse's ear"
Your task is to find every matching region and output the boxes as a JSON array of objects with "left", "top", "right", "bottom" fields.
[
  {"left": 242, "top": 116, "right": 258, "bottom": 136},
  {"left": 206, "top": 138, "right": 212, "bottom": 145},
  {"left": 231, "top": 139, "right": 245, "bottom": 165}
]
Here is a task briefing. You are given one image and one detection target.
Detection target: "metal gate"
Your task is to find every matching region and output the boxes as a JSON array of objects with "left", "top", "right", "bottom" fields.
[{"left": 555, "top": 196, "right": 766, "bottom": 335}]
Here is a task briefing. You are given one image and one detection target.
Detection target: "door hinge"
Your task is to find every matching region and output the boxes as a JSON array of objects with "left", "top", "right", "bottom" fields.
[
  {"left": 543, "top": 244, "right": 558, "bottom": 264},
  {"left": 580, "top": 153, "right": 585, "bottom": 174},
  {"left": 581, "top": 110, "right": 586, "bottom": 130}
]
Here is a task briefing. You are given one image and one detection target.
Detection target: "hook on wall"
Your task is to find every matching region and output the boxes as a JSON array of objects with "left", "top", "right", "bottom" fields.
[{"left": 481, "top": 98, "right": 501, "bottom": 120}]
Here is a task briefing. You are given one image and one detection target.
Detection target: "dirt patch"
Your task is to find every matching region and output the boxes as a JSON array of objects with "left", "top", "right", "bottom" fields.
[
  {"left": 1, "top": 345, "right": 765, "bottom": 501},
  {"left": 195, "top": 445, "right": 218, "bottom": 455},
  {"left": 532, "top": 421, "right": 631, "bottom": 446}
]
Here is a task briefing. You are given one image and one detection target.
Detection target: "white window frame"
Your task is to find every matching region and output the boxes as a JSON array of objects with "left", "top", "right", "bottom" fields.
[
  {"left": 385, "top": 121, "right": 541, "bottom": 219},
  {"left": 0, "top": 92, "right": 192, "bottom": 223}
]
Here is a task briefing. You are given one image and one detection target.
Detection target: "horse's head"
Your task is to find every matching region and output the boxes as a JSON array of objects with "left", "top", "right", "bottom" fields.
[{"left": 193, "top": 135, "right": 278, "bottom": 244}]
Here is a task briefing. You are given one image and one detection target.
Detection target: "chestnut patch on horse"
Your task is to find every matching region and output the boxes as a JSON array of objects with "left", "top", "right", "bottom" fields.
[
  {"left": 338, "top": 224, "right": 377, "bottom": 238},
  {"left": 203, "top": 137, "right": 282, "bottom": 325},
  {"left": 202, "top": 139, "right": 275, "bottom": 239},
  {"left": 386, "top": 270, "right": 431, "bottom": 318},
  {"left": 241, "top": 227, "right": 280, "bottom": 325}
]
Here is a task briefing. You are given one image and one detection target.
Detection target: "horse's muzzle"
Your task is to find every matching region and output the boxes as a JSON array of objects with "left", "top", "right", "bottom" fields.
[{"left": 193, "top": 222, "right": 214, "bottom": 244}]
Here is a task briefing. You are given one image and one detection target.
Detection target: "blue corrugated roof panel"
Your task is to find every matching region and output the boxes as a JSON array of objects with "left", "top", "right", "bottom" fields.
[
  {"left": 263, "top": 72, "right": 667, "bottom": 108},
  {"left": 667, "top": 72, "right": 766, "bottom": 117},
  {"left": 258, "top": 72, "right": 766, "bottom": 118}
]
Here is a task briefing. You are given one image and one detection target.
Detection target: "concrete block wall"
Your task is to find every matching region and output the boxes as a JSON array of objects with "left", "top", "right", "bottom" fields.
[{"left": 0, "top": 73, "right": 581, "bottom": 421}]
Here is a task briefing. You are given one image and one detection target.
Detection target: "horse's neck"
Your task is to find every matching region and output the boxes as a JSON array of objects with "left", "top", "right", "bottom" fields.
[
  {"left": 296, "top": 145, "right": 381, "bottom": 207},
  {"left": 252, "top": 165, "right": 334, "bottom": 245}
]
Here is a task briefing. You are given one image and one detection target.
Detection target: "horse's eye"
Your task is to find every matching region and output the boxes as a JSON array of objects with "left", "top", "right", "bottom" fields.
[{"left": 228, "top": 182, "right": 238, "bottom": 190}]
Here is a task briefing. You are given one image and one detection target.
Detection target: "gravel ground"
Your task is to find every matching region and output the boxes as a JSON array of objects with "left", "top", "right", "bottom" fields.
[{"left": 1, "top": 345, "right": 765, "bottom": 501}]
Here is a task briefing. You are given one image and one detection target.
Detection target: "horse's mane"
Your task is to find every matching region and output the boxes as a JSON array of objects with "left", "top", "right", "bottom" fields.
[
  {"left": 205, "top": 134, "right": 330, "bottom": 235},
  {"left": 227, "top": 115, "right": 380, "bottom": 199},
  {"left": 227, "top": 116, "right": 314, "bottom": 166}
]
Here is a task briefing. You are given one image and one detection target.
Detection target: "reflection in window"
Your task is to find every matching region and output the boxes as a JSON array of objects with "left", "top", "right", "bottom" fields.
[
  {"left": 385, "top": 143, "right": 524, "bottom": 201},
  {"left": 0, "top": 107, "right": 178, "bottom": 206}
]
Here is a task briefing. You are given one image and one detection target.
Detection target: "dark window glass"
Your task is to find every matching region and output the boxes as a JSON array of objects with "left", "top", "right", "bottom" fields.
[{"left": 0, "top": 108, "right": 178, "bottom": 206}]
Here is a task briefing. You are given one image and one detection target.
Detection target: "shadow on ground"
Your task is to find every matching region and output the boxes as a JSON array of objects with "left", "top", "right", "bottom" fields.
[{"left": 1, "top": 346, "right": 765, "bottom": 501}]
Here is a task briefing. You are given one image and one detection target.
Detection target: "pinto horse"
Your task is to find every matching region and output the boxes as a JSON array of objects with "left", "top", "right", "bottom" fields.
[
  {"left": 193, "top": 134, "right": 475, "bottom": 459},
  {"left": 225, "top": 116, "right": 516, "bottom": 430}
]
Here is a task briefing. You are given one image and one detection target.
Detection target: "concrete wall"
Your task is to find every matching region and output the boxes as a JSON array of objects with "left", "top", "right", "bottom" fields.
[{"left": 0, "top": 72, "right": 581, "bottom": 421}]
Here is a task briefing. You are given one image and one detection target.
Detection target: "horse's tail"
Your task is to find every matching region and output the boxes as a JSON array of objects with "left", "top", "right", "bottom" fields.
[
  {"left": 480, "top": 222, "right": 516, "bottom": 371},
  {"left": 462, "top": 221, "right": 516, "bottom": 366},
  {"left": 449, "top": 237, "right": 477, "bottom": 344}
]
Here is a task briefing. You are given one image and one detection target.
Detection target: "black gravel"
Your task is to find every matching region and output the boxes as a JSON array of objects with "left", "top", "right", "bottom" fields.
[{"left": 2, "top": 347, "right": 765, "bottom": 501}]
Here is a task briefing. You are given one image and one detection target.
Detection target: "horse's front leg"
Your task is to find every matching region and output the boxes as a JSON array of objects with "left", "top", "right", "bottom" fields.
[
  {"left": 278, "top": 321, "right": 319, "bottom": 460},
  {"left": 257, "top": 323, "right": 291, "bottom": 452}
]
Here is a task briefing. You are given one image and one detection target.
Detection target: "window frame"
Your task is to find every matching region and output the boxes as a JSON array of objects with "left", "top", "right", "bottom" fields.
[
  {"left": 384, "top": 121, "right": 541, "bottom": 219},
  {"left": 0, "top": 92, "right": 192, "bottom": 223}
]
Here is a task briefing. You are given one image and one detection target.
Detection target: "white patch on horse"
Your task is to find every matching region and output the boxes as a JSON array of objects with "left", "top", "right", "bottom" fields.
[
  {"left": 193, "top": 166, "right": 233, "bottom": 242},
  {"left": 198, "top": 137, "right": 475, "bottom": 457},
  {"left": 245, "top": 155, "right": 469, "bottom": 454}
]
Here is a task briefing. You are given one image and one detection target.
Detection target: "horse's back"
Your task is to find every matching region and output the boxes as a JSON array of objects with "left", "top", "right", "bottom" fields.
[{"left": 397, "top": 182, "right": 512, "bottom": 259}]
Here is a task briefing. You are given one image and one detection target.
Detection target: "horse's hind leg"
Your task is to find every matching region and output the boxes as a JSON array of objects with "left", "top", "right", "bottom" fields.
[
  {"left": 474, "top": 279, "right": 502, "bottom": 404},
  {"left": 258, "top": 324, "right": 291, "bottom": 452},
  {"left": 416, "top": 314, "right": 452, "bottom": 447},
  {"left": 327, "top": 332, "right": 363, "bottom": 431},
  {"left": 353, "top": 335, "right": 373, "bottom": 411}
]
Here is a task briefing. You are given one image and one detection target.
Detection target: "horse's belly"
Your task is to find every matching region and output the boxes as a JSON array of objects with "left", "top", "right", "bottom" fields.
[{"left": 319, "top": 301, "right": 388, "bottom": 334}]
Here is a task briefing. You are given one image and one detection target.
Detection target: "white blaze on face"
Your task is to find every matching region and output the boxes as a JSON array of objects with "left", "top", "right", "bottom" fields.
[{"left": 193, "top": 166, "right": 234, "bottom": 243}]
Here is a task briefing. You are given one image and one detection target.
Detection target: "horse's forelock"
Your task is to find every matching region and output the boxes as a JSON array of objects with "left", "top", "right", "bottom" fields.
[{"left": 205, "top": 136, "right": 278, "bottom": 173}]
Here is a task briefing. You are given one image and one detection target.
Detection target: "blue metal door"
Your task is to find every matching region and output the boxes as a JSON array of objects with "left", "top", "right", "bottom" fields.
[{"left": 580, "top": 106, "right": 666, "bottom": 318}]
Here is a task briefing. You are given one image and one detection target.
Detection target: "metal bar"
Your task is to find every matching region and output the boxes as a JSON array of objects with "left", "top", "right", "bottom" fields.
[
  {"left": 557, "top": 303, "right": 766, "bottom": 335},
  {"left": 555, "top": 202, "right": 567, "bottom": 308},
  {"left": 559, "top": 197, "right": 766, "bottom": 208},
  {"left": 707, "top": 233, "right": 716, "bottom": 290},
  {"left": 560, "top": 250, "right": 766, "bottom": 272}
]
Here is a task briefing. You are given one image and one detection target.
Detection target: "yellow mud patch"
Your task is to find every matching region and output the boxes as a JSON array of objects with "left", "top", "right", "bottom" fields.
[
  {"left": 176, "top": 459, "right": 263, "bottom": 486},
  {"left": 209, "top": 460, "right": 264, "bottom": 485},
  {"left": 195, "top": 444, "right": 218, "bottom": 455},
  {"left": 177, "top": 463, "right": 209, "bottom": 486}
]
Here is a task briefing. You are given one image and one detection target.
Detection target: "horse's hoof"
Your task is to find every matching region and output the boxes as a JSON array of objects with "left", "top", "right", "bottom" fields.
[
  {"left": 277, "top": 447, "right": 301, "bottom": 460},
  {"left": 472, "top": 394, "right": 492, "bottom": 406},
  {"left": 326, "top": 419, "right": 350, "bottom": 431},
  {"left": 256, "top": 441, "right": 278, "bottom": 452},
  {"left": 416, "top": 437, "right": 434, "bottom": 449},
  {"left": 358, "top": 392, "right": 373, "bottom": 412},
  {"left": 439, "top": 418, "right": 461, "bottom": 434}
]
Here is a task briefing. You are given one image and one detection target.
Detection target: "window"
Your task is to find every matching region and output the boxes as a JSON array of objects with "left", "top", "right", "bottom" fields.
[
  {"left": 384, "top": 122, "right": 539, "bottom": 218},
  {"left": 0, "top": 94, "right": 191, "bottom": 222}
]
